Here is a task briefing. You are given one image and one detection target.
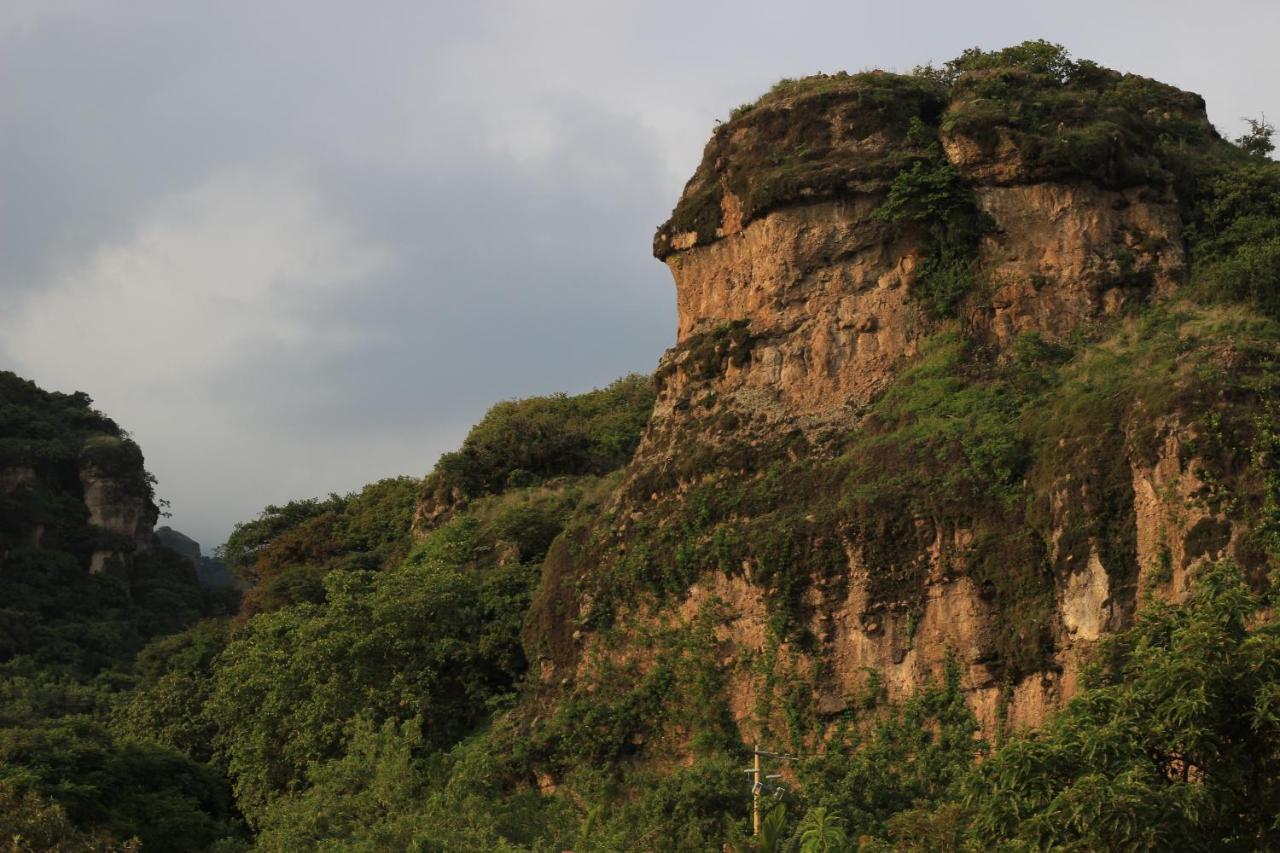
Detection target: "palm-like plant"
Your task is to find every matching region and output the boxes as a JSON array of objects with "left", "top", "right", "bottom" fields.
[{"left": 797, "top": 807, "right": 850, "bottom": 852}]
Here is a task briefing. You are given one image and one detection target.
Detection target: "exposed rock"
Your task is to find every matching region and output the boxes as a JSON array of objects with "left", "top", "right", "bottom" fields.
[
  {"left": 523, "top": 64, "right": 1262, "bottom": 751},
  {"left": 80, "top": 458, "right": 156, "bottom": 573},
  {"left": 659, "top": 197, "right": 928, "bottom": 427},
  {"left": 969, "top": 182, "right": 1184, "bottom": 347}
]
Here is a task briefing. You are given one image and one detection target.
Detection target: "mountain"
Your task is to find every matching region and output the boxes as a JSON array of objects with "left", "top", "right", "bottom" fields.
[
  {"left": 155, "top": 526, "right": 239, "bottom": 589},
  {"left": 0, "top": 372, "right": 242, "bottom": 850},
  {"left": 524, "top": 41, "right": 1271, "bottom": 738},
  {"left": 6, "top": 41, "right": 1280, "bottom": 851}
]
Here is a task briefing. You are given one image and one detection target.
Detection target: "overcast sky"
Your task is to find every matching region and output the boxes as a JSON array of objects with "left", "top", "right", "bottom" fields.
[{"left": 2, "top": 1, "right": 1276, "bottom": 549}]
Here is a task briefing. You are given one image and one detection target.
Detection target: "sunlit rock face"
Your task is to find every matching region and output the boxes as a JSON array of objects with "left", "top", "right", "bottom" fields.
[{"left": 523, "top": 67, "right": 1247, "bottom": 746}]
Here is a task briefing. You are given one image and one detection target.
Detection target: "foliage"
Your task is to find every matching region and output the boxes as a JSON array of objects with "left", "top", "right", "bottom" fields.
[
  {"left": 224, "top": 477, "right": 419, "bottom": 613},
  {"left": 1186, "top": 158, "right": 1280, "bottom": 318},
  {"left": 0, "top": 717, "right": 240, "bottom": 851},
  {"left": 0, "top": 782, "right": 138, "bottom": 853},
  {"left": 657, "top": 71, "right": 946, "bottom": 256},
  {"left": 794, "top": 807, "right": 849, "bottom": 853},
  {"left": 794, "top": 662, "right": 981, "bottom": 842},
  {"left": 871, "top": 125, "right": 990, "bottom": 318},
  {"left": 938, "top": 41, "right": 1216, "bottom": 189},
  {"left": 863, "top": 561, "right": 1280, "bottom": 851},
  {"left": 943, "top": 39, "right": 1080, "bottom": 83},
  {"left": 217, "top": 494, "right": 347, "bottom": 574},
  {"left": 1235, "top": 116, "right": 1276, "bottom": 158},
  {"left": 207, "top": 555, "right": 534, "bottom": 824},
  {"left": 112, "top": 619, "right": 229, "bottom": 763},
  {"left": 253, "top": 721, "right": 572, "bottom": 852},
  {"left": 0, "top": 545, "right": 215, "bottom": 680},
  {"left": 423, "top": 374, "right": 654, "bottom": 504},
  {"left": 0, "top": 372, "right": 125, "bottom": 476}
]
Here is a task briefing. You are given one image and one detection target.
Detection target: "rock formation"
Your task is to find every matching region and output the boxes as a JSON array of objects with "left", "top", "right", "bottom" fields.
[
  {"left": 519, "top": 60, "right": 1268, "bottom": 747},
  {"left": 0, "top": 373, "right": 160, "bottom": 575}
]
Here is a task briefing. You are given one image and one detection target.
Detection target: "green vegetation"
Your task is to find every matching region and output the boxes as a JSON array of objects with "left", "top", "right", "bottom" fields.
[
  {"left": 657, "top": 40, "right": 1223, "bottom": 265},
  {"left": 0, "top": 781, "right": 139, "bottom": 852},
  {"left": 422, "top": 374, "right": 654, "bottom": 506},
  {"left": 1186, "top": 152, "right": 1280, "bottom": 317},
  {"left": 208, "top": 554, "right": 532, "bottom": 824},
  {"left": 1235, "top": 116, "right": 1276, "bottom": 158},
  {"left": 590, "top": 305, "right": 1279, "bottom": 676},
  {"left": 5, "top": 41, "right": 1280, "bottom": 851},
  {"left": 868, "top": 560, "right": 1280, "bottom": 850},
  {"left": 0, "top": 374, "right": 243, "bottom": 849},
  {"left": 220, "top": 477, "right": 419, "bottom": 615},
  {"left": 938, "top": 41, "right": 1216, "bottom": 188},
  {"left": 871, "top": 122, "right": 990, "bottom": 317},
  {"left": 656, "top": 71, "right": 946, "bottom": 256},
  {"left": 0, "top": 378, "right": 647, "bottom": 848}
]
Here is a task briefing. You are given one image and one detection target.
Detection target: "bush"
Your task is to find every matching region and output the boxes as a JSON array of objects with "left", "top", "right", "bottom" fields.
[
  {"left": 209, "top": 556, "right": 535, "bottom": 823},
  {"left": 1188, "top": 159, "right": 1280, "bottom": 317},
  {"left": 0, "top": 718, "right": 240, "bottom": 850},
  {"left": 423, "top": 374, "right": 654, "bottom": 504},
  {"left": 872, "top": 142, "right": 989, "bottom": 318}
]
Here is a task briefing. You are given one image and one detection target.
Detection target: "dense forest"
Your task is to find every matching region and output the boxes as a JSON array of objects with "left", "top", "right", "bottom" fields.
[{"left": 4, "top": 42, "right": 1280, "bottom": 851}]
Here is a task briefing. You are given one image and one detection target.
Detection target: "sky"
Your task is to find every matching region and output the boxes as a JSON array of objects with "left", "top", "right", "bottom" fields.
[{"left": 2, "top": 1, "right": 1277, "bottom": 550}]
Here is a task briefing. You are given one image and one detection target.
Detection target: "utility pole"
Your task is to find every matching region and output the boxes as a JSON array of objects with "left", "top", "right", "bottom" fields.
[
  {"left": 752, "top": 743, "right": 761, "bottom": 836},
  {"left": 745, "top": 745, "right": 786, "bottom": 836}
]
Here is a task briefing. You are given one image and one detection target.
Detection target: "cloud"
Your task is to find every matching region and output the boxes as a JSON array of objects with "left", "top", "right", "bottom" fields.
[
  {"left": 0, "top": 172, "right": 401, "bottom": 547},
  {"left": 0, "top": 0, "right": 99, "bottom": 42},
  {"left": 2, "top": 171, "right": 393, "bottom": 389},
  {"left": 1, "top": 0, "right": 1275, "bottom": 547}
]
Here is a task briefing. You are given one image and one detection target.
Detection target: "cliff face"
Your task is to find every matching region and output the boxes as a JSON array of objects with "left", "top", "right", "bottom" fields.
[
  {"left": 0, "top": 374, "right": 159, "bottom": 574},
  {"left": 651, "top": 71, "right": 1197, "bottom": 426},
  {"left": 80, "top": 449, "right": 158, "bottom": 573},
  {"left": 521, "top": 58, "right": 1271, "bottom": 749}
]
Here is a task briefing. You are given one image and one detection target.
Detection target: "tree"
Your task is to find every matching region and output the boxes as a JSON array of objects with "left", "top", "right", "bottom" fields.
[
  {"left": 874, "top": 560, "right": 1280, "bottom": 850},
  {"left": 0, "top": 782, "right": 139, "bottom": 852},
  {"left": 796, "top": 807, "right": 850, "bottom": 853},
  {"left": 208, "top": 557, "right": 533, "bottom": 824},
  {"left": 1237, "top": 116, "right": 1276, "bottom": 158}
]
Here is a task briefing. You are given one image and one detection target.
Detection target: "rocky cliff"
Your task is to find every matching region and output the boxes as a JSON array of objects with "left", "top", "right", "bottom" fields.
[
  {"left": 517, "top": 47, "right": 1278, "bottom": 753},
  {"left": 0, "top": 372, "right": 159, "bottom": 574}
]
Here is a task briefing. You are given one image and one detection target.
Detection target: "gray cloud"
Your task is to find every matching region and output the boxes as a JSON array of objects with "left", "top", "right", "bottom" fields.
[{"left": 2, "top": 0, "right": 1275, "bottom": 548}]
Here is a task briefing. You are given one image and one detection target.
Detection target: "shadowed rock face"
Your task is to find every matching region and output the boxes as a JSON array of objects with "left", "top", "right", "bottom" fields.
[
  {"left": 519, "top": 64, "right": 1263, "bottom": 749},
  {"left": 81, "top": 461, "right": 157, "bottom": 573},
  {"left": 0, "top": 373, "right": 160, "bottom": 576}
]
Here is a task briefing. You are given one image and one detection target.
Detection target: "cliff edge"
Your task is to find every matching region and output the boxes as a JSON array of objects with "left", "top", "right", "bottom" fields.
[{"left": 517, "top": 42, "right": 1280, "bottom": 750}]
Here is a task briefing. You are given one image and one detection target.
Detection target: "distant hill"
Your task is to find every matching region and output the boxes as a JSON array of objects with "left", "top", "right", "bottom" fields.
[{"left": 155, "top": 525, "right": 240, "bottom": 589}]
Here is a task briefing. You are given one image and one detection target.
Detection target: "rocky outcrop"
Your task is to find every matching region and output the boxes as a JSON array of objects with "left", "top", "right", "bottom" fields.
[
  {"left": 523, "top": 63, "right": 1264, "bottom": 750},
  {"left": 659, "top": 198, "right": 928, "bottom": 426},
  {"left": 80, "top": 455, "right": 157, "bottom": 573},
  {"left": 0, "top": 372, "right": 160, "bottom": 575},
  {"left": 155, "top": 525, "right": 201, "bottom": 565},
  {"left": 654, "top": 85, "right": 1191, "bottom": 433},
  {"left": 967, "top": 181, "right": 1185, "bottom": 346}
]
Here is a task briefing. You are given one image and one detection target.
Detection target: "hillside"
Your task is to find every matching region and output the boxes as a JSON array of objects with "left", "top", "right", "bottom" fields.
[
  {"left": 0, "top": 372, "right": 240, "bottom": 850},
  {"left": 532, "top": 39, "right": 1269, "bottom": 738},
  {"left": 4, "top": 41, "right": 1280, "bottom": 851}
]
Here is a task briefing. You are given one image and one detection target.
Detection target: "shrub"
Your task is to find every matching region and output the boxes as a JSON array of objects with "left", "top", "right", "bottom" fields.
[{"left": 422, "top": 374, "right": 653, "bottom": 504}]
